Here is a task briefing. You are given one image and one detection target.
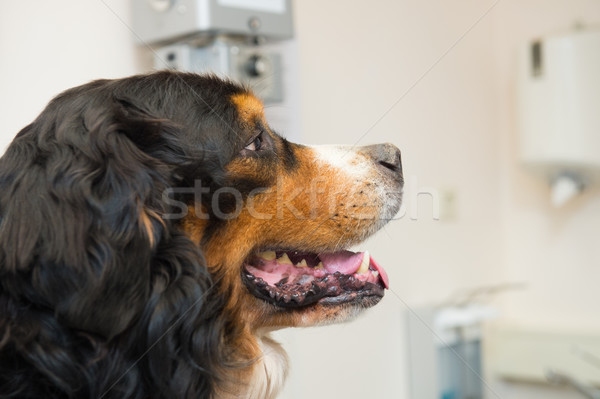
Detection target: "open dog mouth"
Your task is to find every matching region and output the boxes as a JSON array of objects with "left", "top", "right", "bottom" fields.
[{"left": 242, "top": 250, "right": 389, "bottom": 308}]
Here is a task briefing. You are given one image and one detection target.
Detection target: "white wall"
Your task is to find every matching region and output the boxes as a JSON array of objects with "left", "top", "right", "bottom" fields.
[
  {"left": 277, "top": 1, "right": 504, "bottom": 398},
  {"left": 0, "top": 0, "right": 140, "bottom": 151}
]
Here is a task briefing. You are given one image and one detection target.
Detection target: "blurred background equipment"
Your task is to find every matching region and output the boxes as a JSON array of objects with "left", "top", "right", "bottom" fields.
[
  {"left": 406, "top": 295, "right": 499, "bottom": 399},
  {"left": 489, "top": 328, "right": 600, "bottom": 396},
  {"left": 517, "top": 29, "right": 600, "bottom": 207},
  {"left": 132, "top": 0, "right": 294, "bottom": 104},
  {"left": 547, "top": 369, "right": 600, "bottom": 399}
]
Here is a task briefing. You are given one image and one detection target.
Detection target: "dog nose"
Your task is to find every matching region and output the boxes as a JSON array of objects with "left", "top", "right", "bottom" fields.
[{"left": 361, "top": 143, "right": 403, "bottom": 176}]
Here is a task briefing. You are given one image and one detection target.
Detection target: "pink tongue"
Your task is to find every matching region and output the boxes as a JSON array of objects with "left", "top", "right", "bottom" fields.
[
  {"left": 319, "top": 250, "right": 390, "bottom": 289},
  {"left": 318, "top": 250, "right": 364, "bottom": 275}
]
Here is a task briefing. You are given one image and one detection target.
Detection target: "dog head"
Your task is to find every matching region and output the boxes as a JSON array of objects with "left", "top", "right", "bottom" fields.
[
  {"left": 184, "top": 91, "right": 403, "bottom": 329},
  {"left": 0, "top": 71, "right": 402, "bottom": 398}
]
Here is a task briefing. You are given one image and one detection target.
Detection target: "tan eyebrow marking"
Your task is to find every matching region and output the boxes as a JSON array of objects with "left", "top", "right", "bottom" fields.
[{"left": 231, "top": 93, "right": 265, "bottom": 125}]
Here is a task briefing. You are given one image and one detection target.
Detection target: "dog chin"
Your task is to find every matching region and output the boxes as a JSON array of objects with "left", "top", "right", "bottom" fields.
[{"left": 293, "top": 298, "right": 383, "bottom": 328}]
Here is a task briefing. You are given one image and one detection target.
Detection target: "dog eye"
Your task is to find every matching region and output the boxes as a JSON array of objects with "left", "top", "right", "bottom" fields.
[{"left": 244, "top": 134, "right": 263, "bottom": 152}]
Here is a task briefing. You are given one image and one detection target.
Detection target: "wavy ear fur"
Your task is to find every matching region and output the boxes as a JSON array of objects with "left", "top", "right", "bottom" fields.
[{"left": 0, "top": 82, "right": 227, "bottom": 398}]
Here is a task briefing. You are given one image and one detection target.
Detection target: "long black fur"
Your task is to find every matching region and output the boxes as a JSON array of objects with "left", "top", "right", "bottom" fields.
[{"left": 0, "top": 71, "right": 247, "bottom": 398}]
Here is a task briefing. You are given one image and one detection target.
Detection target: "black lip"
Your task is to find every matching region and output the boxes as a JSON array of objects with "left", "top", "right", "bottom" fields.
[
  {"left": 242, "top": 269, "right": 385, "bottom": 309},
  {"left": 318, "top": 292, "right": 384, "bottom": 307}
]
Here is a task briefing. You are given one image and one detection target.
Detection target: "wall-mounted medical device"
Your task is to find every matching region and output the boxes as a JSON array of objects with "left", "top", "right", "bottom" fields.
[
  {"left": 517, "top": 29, "right": 600, "bottom": 207},
  {"left": 132, "top": 0, "right": 294, "bottom": 103}
]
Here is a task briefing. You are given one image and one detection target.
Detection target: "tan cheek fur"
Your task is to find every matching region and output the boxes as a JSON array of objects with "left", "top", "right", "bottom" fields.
[
  {"left": 221, "top": 146, "right": 384, "bottom": 254},
  {"left": 182, "top": 145, "right": 389, "bottom": 339}
]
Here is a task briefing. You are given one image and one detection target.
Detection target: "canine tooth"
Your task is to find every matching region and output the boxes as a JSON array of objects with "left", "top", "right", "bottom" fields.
[
  {"left": 296, "top": 259, "right": 308, "bottom": 268},
  {"left": 278, "top": 253, "right": 293, "bottom": 265},
  {"left": 371, "top": 270, "right": 379, "bottom": 277},
  {"left": 259, "top": 251, "right": 276, "bottom": 260},
  {"left": 357, "top": 251, "right": 370, "bottom": 274},
  {"left": 314, "top": 262, "right": 324, "bottom": 269}
]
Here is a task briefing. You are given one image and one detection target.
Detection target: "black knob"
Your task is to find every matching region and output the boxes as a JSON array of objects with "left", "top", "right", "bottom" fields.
[{"left": 246, "top": 55, "right": 267, "bottom": 78}]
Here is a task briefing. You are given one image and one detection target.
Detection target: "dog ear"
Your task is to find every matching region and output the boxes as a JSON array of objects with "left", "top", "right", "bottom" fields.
[
  {"left": 0, "top": 86, "right": 225, "bottom": 397},
  {"left": 0, "top": 92, "right": 189, "bottom": 337}
]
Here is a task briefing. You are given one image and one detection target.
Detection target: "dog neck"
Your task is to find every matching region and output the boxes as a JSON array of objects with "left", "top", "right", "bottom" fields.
[
  {"left": 249, "top": 332, "right": 289, "bottom": 399},
  {"left": 217, "top": 331, "right": 289, "bottom": 399}
]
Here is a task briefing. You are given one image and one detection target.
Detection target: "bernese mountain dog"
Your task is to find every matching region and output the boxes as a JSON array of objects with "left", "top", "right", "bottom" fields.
[{"left": 0, "top": 71, "right": 403, "bottom": 398}]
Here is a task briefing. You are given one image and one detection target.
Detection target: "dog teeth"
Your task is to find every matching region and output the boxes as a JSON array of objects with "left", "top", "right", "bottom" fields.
[
  {"left": 258, "top": 251, "right": 276, "bottom": 261},
  {"left": 278, "top": 253, "right": 293, "bottom": 265},
  {"left": 296, "top": 259, "right": 308, "bottom": 268},
  {"left": 371, "top": 270, "right": 379, "bottom": 277},
  {"left": 356, "top": 251, "right": 370, "bottom": 274},
  {"left": 314, "top": 262, "right": 324, "bottom": 269}
]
